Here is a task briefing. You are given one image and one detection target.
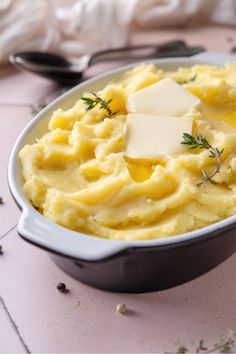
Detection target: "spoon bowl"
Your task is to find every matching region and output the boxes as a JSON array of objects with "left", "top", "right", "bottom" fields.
[{"left": 10, "top": 51, "right": 85, "bottom": 85}]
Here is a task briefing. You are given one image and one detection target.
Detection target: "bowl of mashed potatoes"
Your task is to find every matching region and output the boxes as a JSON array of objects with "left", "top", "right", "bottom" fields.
[{"left": 8, "top": 52, "right": 236, "bottom": 292}]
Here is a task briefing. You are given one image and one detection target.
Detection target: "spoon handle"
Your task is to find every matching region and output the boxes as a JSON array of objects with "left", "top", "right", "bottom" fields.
[{"left": 87, "top": 40, "right": 193, "bottom": 66}]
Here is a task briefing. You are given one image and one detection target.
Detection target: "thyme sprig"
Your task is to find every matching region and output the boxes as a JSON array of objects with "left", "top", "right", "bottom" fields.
[
  {"left": 175, "top": 330, "right": 236, "bottom": 354},
  {"left": 81, "top": 92, "right": 118, "bottom": 118},
  {"left": 181, "top": 133, "right": 224, "bottom": 186}
]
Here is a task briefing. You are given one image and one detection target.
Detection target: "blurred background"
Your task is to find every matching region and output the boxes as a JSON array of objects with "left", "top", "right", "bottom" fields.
[
  {"left": 1, "top": 0, "right": 236, "bottom": 67},
  {"left": 1, "top": 2, "right": 236, "bottom": 353}
]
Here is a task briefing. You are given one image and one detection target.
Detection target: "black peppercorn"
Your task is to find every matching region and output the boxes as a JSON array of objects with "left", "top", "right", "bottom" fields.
[
  {"left": 56, "top": 282, "right": 68, "bottom": 293},
  {"left": 230, "top": 46, "right": 236, "bottom": 54},
  {"left": 0, "top": 245, "right": 3, "bottom": 255}
]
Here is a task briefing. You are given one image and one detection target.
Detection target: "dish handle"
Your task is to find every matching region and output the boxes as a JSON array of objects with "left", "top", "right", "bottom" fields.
[{"left": 17, "top": 208, "right": 129, "bottom": 260}]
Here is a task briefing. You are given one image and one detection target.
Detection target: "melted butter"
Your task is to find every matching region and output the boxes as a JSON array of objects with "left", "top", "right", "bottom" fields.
[
  {"left": 125, "top": 157, "right": 154, "bottom": 182},
  {"left": 201, "top": 104, "right": 236, "bottom": 128}
]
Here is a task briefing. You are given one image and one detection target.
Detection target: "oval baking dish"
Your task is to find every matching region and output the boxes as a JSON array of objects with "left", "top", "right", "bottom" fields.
[{"left": 8, "top": 52, "right": 236, "bottom": 293}]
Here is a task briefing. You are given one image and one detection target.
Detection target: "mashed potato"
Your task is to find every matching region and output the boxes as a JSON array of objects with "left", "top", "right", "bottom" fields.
[{"left": 19, "top": 63, "right": 236, "bottom": 240}]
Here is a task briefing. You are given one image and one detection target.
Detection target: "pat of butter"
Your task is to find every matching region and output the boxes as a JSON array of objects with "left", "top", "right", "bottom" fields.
[
  {"left": 124, "top": 114, "right": 192, "bottom": 159},
  {"left": 127, "top": 78, "right": 200, "bottom": 116}
]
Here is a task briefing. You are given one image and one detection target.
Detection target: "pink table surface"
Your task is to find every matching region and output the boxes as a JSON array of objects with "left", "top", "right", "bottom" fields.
[{"left": 0, "top": 26, "right": 236, "bottom": 354}]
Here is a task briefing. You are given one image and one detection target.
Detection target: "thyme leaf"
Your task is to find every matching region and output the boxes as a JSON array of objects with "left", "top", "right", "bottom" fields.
[
  {"left": 177, "top": 74, "right": 197, "bottom": 85},
  {"left": 175, "top": 341, "right": 189, "bottom": 354},
  {"left": 196, "top": 339, "right": 208, "bottom": 353},
  {"left": 31, "top": 101, "right": 47, "bottom": 116}
]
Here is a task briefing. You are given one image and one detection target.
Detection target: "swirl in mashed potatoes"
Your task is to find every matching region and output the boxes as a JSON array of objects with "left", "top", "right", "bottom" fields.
[{"left": 19, "top": 63, "right": 236, "bottom": 240}]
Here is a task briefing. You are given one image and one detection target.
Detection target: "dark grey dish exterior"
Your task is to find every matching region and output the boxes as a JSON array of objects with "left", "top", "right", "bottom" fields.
[
  {"left": 18, "top": 222, "right": 236, "bottom": 293},
  {"left": 9, "top": 183, "right": 236, "bottom": 293}
]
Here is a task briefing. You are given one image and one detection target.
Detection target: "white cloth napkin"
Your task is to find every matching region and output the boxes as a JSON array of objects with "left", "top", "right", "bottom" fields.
[{"left": 0, "top": 0, "right": 236, "bottom": 65}]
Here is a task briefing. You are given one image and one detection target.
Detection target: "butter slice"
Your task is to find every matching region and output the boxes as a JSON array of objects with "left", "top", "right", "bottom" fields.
[
  {"left": 124, "top": 114, "right": 192, "bottom": 160},
  {"left": 127, "top": 78, "right": 200, "bottom": 116}
]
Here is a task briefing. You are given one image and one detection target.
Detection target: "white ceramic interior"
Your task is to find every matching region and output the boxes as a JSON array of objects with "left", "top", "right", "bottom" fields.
[{"left": 8, "top": 52, "right": 236, "bottom": 260}]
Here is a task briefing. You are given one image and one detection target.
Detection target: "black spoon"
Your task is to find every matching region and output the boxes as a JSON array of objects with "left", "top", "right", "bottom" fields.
[{"left": 9, "top": 40, "right": 205, "bottom": 85}]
